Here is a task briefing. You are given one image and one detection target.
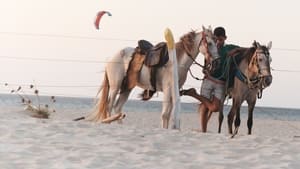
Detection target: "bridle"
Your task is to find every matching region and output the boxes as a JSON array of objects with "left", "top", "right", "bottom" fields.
[
  {"left": 182, "top": 32, "right": 205, "bottom": 68},
  {"left": 235, "top": 47, "right": 271, "bottom": 90},
  {"left": 200, "top": 31, "right": 214, "bottom": 64},
  {"left": 184, "top": 31, "right": 217, "bottom": 79},
  {"left": 252, "top": 49, "right": 271, "bottom": 76}
]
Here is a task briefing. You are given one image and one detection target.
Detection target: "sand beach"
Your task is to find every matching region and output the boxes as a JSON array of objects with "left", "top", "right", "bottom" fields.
[{"left": 0, "top": 96, "right": 300, "bottom": 169}]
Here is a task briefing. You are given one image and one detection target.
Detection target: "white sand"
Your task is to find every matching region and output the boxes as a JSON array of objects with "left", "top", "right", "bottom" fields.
[{"left": 1, "top": 106, "right": 300, "bottom": 169}]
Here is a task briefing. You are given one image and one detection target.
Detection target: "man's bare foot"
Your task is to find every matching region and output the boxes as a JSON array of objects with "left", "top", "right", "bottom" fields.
[{"left": 180, "top": 88, "right": 197, "bottom": 96}]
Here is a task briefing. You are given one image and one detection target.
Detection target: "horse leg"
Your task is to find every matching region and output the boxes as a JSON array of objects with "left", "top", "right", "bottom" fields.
[
  {"left": 161, "top": 89, "right": 172, "bottom": 129},
  {"left": 247, "top": 106, "right": 254, "bottom": 135},
  {"left": 218, "top": 102, "right": 224, "bottom": 133},
  {"left": 114, "top": 89, "right": 132, "bottom": 114},
  {"left": 111, "top": 89, "right": 132, "bottom": 124},
  {"left": 161, "top": 101, "right": 172, "bottom": 129},
  {"left": 227, "top": 111, "right": 234, "bottom": 134},
  {"left": 167, "top": 101, "right": 174, "bottom": 128},
  {"left": 106, "top": 88, "right": 119, "bottom": 117},
  {"left": 247, "top": 99, "right": 256, "bottom": 135},
  {"left": 232, "top": 106, "right": 241, "bottom": 138},
  {"left": 228, "top": 99, "right": 238, "bottom": 134},
  {"left": 199, "top": 103, "right": 209, "bottom": 132}
]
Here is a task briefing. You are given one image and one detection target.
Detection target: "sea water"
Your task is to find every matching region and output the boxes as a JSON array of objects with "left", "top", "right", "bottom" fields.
[{"left": 0, "top": 94, "right": 300, "bottom": 121}]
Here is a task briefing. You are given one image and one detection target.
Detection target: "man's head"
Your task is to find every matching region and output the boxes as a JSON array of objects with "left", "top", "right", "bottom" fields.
[{"left": 214, "top": 27, "right": 227, "bottom": 49}]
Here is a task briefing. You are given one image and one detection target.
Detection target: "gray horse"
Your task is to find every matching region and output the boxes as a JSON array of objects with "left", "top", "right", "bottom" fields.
[
  {"left": 179, "top": 41, "right": 272, "bottom": 136},
  {"left": 221, "top": 41, "right": 272, "bottom": 137}
]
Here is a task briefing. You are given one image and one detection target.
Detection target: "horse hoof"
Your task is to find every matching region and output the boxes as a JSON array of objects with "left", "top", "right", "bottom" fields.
[{"left": 230, "top": 134, "right": 236, "bottom": 139}]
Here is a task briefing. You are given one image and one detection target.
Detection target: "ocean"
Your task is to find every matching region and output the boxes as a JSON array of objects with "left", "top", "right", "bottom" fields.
[{"left": 1, "top": 93, "right": 300, "bottom": 121}]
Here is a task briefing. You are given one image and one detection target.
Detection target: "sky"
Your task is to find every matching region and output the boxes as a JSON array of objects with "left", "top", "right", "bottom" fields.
[{"left": 0, "top": 0, "right": 300, "bottom": 109}]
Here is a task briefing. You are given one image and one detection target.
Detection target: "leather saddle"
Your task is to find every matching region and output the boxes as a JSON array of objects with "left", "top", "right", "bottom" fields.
[
  {"left": 137, "top": 40, "right": 169, "bottom": 100},
  {"left": 138, "top": 40, "right": 169, "bottom": 67},
  {"left": 120, "top": 40, "right": 170, "bottom": 100}
]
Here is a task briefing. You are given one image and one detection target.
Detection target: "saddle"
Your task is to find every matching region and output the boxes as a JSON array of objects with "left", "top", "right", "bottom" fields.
[
  {"left": 138, "top": 40, "right": 169, "bottom": 67},
  {"left": 120, "top": 40, "right": 169, "bottom": 101},
  {"left": 138, "top": 40, "right": 169, "bottom": 100}
]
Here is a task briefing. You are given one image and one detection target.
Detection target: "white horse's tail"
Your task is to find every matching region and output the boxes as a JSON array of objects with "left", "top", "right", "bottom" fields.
[{"left": 86, "top": 71, "right": 110, "bottom": 122}]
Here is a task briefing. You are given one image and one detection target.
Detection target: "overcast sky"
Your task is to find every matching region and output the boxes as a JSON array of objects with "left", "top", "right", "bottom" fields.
[{"left": 0, "top": 0, "right": 300, "bottom": 109}]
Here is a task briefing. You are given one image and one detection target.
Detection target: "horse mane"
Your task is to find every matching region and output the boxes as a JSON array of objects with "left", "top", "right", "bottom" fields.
[
  {"left": 236, "top": 43, "right": 270, "bottom": 65},
  {"left": 175, "top": 30, "right": 197, "bottom": 59},
  {"left": 235, "top": 47, "right": 256, "bottom": 65}
]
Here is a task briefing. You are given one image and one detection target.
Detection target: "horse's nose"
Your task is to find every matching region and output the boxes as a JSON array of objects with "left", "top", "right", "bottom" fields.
[{"left": 264, "top": 75, "right": 272, "bottom": 87}]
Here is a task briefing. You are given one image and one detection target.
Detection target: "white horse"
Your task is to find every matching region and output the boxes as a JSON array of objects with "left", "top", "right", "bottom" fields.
[{"left": 84, "top": 26, "right": 220, "bottom": 128}]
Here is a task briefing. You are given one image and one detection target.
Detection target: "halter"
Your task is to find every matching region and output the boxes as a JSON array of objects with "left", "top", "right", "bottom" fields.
[
  {"left": 253, "top": 49, "right": 271, "bottom": 75},
  {"left": 182, "top": 32, "right": 205, "bottom": 69},
  {"left": 235, "top": 47, "right": 271, "bottom": 91}
]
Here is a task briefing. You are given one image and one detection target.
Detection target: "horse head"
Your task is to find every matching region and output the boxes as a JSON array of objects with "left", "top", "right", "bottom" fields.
[
  {"left": 178, "top": 26, "right": 219, "bottom": 72},
  {"left": 250, "top": 41, "right": 273, "bottom": 87},
  {"left": 199, "top": 26, "right": 220, "bottom": 71}
]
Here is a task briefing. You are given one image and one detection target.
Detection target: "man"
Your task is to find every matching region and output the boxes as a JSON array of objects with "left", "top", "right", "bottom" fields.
[{"left": 181, "top": 27, "right": 241, "bottom": 132}]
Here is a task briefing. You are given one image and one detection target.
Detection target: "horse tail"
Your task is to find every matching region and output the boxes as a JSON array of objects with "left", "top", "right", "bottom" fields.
[
  {"left": 86, "top": 71, "right": 110, "bottom": 122},
  {"left": 98, "top": 71, "right": 110, "bottom": 119}
]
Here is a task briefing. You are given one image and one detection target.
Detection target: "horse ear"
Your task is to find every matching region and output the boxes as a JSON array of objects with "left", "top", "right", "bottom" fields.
[
  {"left": 208, "top": 25, "right": 212, "bottom": 31},
  {"left": 202, "top": 25, "right": 206, "bottom": 31},
  {"left": 252, "top": 40, "right": 257, "bottom": 48},
  {"left": 267, "top": 41, "right": 272, "bottom": 50},
  {"left": 257, "top": 42, "right": 261, "bottom": 48},
  {"left": 252, "top": 40, "right": 261, "bottom": 48}
]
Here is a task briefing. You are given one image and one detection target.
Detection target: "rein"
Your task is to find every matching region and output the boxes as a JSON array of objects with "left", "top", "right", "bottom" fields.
[
  {"left": 183, "top": 33, "right": 205, "bottom": 69},
  {"left": 188, "top": 68, "right": 203, "bottom": 81},
  {"left": 185, "top": 31, "right": 214, "bottom": 81}
]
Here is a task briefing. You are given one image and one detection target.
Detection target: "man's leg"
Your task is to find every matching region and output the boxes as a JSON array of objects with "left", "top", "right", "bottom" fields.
[
  {"left": 202, "top": 95, "right": 221, "bottom": 112},
  {"left": 199, "top": 103, "right": 209, "bottom": 132},
  {"left": 181, "top": 88, "right": 221, "bottom": 112}
]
